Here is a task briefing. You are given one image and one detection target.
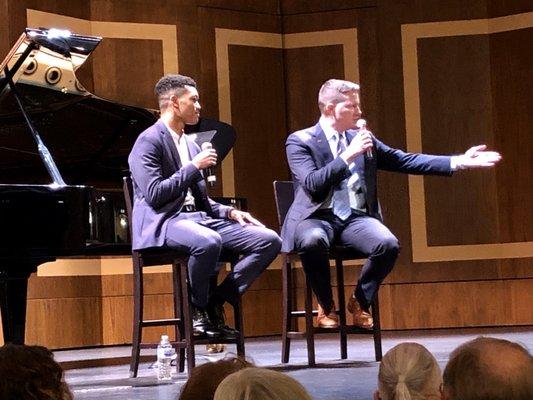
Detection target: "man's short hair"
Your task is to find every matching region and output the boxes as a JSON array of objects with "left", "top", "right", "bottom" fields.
[
  {"left": 318, "top": 78, "right": 360, "bottom": 113},
  {"left": 154, "top": 74, "right": 197, "bottom": 110},
  {"left": 443, "top": 337, "right": 533, "bottom": 400}
]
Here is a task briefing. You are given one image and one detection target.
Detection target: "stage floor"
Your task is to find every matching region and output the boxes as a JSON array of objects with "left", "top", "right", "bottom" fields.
[{"left": 57, "top": 326, "right": 532, "bottom": 400}]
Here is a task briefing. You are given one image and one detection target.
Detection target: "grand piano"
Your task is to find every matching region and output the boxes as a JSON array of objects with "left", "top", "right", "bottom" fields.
[{"left": 0, "top": 28, "right": 238, "bottom": 345}]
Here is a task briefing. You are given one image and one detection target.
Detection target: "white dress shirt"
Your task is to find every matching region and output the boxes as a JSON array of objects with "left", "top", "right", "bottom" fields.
[
  {"left": 319, "top": 117, "right": 366, "bottom": 212},
  {"left": 163, "top": 121, "right": 196, "bottom": 207}
]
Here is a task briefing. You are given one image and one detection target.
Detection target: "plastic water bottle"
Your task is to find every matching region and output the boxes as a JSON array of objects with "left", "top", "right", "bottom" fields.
[{"left": 156, "top": 335, "right": 174, "bottom": 381}]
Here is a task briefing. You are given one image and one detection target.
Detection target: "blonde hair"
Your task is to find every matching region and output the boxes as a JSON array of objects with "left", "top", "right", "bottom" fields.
[
  {"left": 318, "top": 78, "right": 360, "bottom": 113},
  {"left": 214, "top": 367, "right": 313, "bottom": 400},
  {"left": 378, "top": 343, "right": 442, "bottom": 400}
]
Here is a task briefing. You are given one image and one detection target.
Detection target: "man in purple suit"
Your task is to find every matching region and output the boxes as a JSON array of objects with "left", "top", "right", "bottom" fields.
[
  {"left": 282, "top": 79, "right": 501, "bottom": 329},
  {"left": 128, "top": 74, "right": 281, "bottom": 338}
]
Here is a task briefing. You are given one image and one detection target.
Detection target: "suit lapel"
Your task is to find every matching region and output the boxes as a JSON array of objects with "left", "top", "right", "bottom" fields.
[
  {"left": 313, "top": 123, "right": 333, "bottom": 166},
  {"left": 158, "top": 120, "right": 182, "bottom": 169}
]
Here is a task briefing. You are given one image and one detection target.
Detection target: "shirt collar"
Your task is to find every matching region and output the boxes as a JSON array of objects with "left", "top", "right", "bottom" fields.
[
  {"left": 162, "top": 119, "right": 185, "bottom": 143},
  {"left": 319, "top": 116, "right": 344, "bottom": 142}
]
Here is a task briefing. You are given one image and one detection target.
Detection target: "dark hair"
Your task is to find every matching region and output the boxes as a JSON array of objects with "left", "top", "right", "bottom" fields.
[
  {"left": 443, "top": 337, "right": 533, "bottom": 400},
  {"left": 0, "top": 344, "right": 73, "bottom": 400},
  {"left": 178, "top": 356, "right": 253, "bottom": 400},
  {"left": 155, "top": 74, "right": 197, "bottom": 110}
]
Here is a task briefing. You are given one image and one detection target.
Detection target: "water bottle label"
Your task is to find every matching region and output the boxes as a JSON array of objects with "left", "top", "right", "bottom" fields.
[{"left": 164, "top": 348, "right": 174, "bottom": 357}]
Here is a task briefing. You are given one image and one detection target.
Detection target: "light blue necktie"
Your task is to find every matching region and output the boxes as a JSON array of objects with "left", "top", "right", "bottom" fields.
[{"left": 332, "top": 133, "right": 352, "bottom": 220}]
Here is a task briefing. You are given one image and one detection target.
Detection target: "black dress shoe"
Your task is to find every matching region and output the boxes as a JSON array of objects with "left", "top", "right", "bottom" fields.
[
  {"left": 191, "top": 305, "right": 221, "bottom": 338},
  {"left": 207, "top": 299, "right": 239, "bottom": 338}
]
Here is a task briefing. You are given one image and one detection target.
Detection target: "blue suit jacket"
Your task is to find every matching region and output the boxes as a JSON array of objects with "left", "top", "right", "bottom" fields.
[
  {"left": 128, "top": 119, "right": 232, "bottom": 250},
  {"left": 281, "top": 123, "right": 453, "bottom": 252}
]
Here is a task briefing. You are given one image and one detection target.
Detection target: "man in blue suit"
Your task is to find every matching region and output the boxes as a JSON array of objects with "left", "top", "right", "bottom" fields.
[
  {"left": 129, "top": 74, "right": 281, "bottom": 338},
  {"left": 282, "top": 79, "right": 501, "bottom": 329}
]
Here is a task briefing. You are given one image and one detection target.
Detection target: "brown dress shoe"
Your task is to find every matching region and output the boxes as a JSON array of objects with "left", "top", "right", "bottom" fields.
[
  {"left": 347, "top": 296, "right": 373, "bottom": 329},
  {"left": 317, "top": 304, "right": 339, "bottom": 328}
]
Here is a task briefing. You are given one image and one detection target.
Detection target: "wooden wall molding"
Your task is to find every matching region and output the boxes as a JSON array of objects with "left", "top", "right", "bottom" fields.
[
  {"left": 26, "top": 9, "right": 178, "bottom": 74},
  {"left": 401, "top": 12, "right": 533, "bottom": 262},
  {"left": 215, "top": 27, "right": 359, "bottom": 197}
]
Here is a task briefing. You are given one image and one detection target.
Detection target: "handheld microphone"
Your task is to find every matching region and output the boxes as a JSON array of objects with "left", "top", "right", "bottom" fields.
[
  {"left": 356, "top": 119, "right": 373, "bottom": 159},
  {"left": 201, "top": 142, "right": 217, "bottom": 187}
]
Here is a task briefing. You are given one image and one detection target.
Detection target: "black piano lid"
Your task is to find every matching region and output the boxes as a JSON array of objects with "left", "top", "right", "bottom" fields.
[
  {"left": 0, "top": 28, "right": 237, "bottom": 186},
  {"left": 0, "top": 28, "right": 158, "bottom": 185}
]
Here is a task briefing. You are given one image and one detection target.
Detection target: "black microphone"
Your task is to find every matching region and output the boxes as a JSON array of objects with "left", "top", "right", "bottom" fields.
[
  {"left": 201, "top": 142, "right": 217, "bottom": 187},
  {"left": 356, "top": 119, "right": 373, "bottom": 159}
]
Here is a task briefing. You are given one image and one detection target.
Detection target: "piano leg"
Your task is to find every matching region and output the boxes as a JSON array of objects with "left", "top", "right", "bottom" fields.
[{"left": 0, "top": 265, "right": 38, "bottom": 344}]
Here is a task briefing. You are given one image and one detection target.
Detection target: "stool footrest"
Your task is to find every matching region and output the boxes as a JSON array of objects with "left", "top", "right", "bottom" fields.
[
  {"left": 287, "top": 331, "right": 307, "bottom": 339},
  {"left": 291, "top": 310, "right": 318, "bottom": 317},
  {"left": 140, "top": 340, "right": 187, "bottom": 350},
  {"left": 141, "top": 318, "right": 180, "bottom": 327}
]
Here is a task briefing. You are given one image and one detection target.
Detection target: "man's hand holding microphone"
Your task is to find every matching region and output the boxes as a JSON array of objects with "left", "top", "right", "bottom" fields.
[
  {"left": 192, "top": 142, "right": 217, "bottom": 186},
  {"left": 339, "top": 119, "right": 374, "bottom": 164}
]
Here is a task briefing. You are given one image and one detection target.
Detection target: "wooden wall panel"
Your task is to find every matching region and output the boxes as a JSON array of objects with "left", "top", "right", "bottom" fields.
[
  {"left": 90, "top": 0, "right": 178, "bottom": 23},
  {"left": 91, "top": 38, "right": 163, "bottom": 109},
  {"left": 281, "top": 0, "right": 376, "bottom": 15},
  {"left": 379, "top": 279, "right": 533, "bottom": 330},
  {"left": 284, "top": 46, "right": 344, "bottom": 132},
  {"left": 198, "top": 0, "right": 280, "bottom": 15},
  {"left": 197, "top": 6, "right": 282, "bottom": 126},
  {"left": 490, "top": 28, "right": 533, "bottom": 243},
  {"left": 488, "top": 1, "right": 533, "bottom": 17},
  {"left": 0, "top": 0, "right": 9, "bottom": 57},
  {"left": 0, "top": 0, "right": 531, "bottom": 350},
  {"left": 6, "top": 0, "right": 90, "bottom": 45},
  {"left": 25, "top": 297, "right": 102, "bottom": 348},
  {"left": 418, "top": 35, "right": 498, "bottom": 246},
  {"left": 372, "top": 1, "right": 489, "bottom": 272},
  {"left": 228, "top": 46, "right": 288, "bottom": 229}
]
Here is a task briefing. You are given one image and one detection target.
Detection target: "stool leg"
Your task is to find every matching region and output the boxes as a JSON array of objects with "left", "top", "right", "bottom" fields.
[
  {"left": 281, "top": 259, "right": 292, "bottom": 363},
  {"left": 304, "top": 275, "right": 316, "bottom": 367},
  {"left": 129, "top": 257, "right": 143, "bottom": 378},
  {"left": 179, "top": 261, "right": 195, "bottom": 374},
  {"left": 335, "top": 259, "right": 348, "bottom": 359},
  {"left": 234, "top": 297, "right": 245, "bottom": 357},
  {"left": 172, "top": 261, "right": 185, "bottom": 373},
  {"left": 372, "top": 294, "right": 383, "bottom": 361}
]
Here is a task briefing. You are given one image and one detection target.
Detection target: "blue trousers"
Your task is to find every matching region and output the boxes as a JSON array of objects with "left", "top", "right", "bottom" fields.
[
  {"left": 294, "top": 210, "right": 399, "bottom": 312},
  {"left": 165, "top": 212, "right": 281, "bottom": 308}
]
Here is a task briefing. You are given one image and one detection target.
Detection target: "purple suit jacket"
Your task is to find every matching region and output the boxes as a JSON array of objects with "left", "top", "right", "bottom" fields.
[
  {"left": 128, "top": 119, "right": 232, "bottom": 250},
  {"left": 281, "top": 123, "right": 453, "bottom": 252}
]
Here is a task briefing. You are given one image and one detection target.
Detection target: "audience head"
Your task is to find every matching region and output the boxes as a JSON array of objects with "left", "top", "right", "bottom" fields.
[
  {"left": 0, "top": 344, "right": 73, "bottom": 400},
  {"left": 179, "top": 356, "right": 253, "bottom": 400},
  {"left": 442, "top": 336, "right": 533, "bottom": 400},
  {"left": 375, "top": 342, "right": 442, "bottom": 400},
  {"left": 214, "top": 367, "right": 313, "bottom": 400}
]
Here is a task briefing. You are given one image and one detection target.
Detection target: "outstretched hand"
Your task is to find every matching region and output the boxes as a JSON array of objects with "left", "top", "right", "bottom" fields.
[
  {"left": 229, "top": 209, "right": 265, "bottom": 227},
  {"left": 457, "top": 145, "right": 502, "bottom": 169}
]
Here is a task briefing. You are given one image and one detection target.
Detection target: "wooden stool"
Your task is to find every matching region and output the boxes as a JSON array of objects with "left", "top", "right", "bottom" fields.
[
  {"left": 274, "top": 180, "right": 382, "bottom": 366},
  {"left": 124, "top": 176, "right": 245, "bottom": 377}
]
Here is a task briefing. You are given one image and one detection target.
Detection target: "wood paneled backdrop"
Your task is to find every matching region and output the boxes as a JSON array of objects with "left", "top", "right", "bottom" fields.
[{"left": 0, "top": 0, "right": 531, "bottom": 348}]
